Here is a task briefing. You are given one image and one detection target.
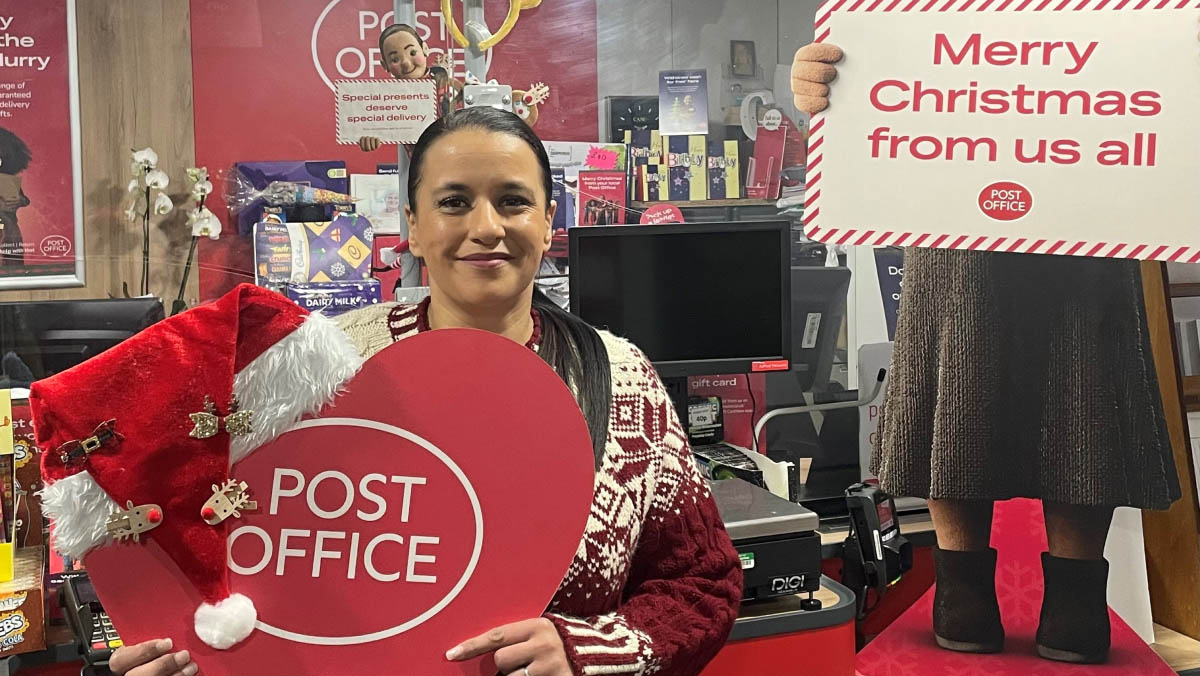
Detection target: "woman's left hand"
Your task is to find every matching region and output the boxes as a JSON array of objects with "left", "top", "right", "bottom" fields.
[{"left": 446, "top": 617, "right": 572, "bottom": 676}]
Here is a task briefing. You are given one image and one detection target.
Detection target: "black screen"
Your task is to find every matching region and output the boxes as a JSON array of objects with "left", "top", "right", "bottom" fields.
[
  {"left": 570, "top": 225, "right": 786, "bottom": 371},
  {"left": 0, "top": 298, "right": 164, "bottom": 381}
]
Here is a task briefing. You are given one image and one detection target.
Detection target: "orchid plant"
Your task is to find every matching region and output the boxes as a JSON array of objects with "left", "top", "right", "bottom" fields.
[
  {"left": 126, "top": 147, "right": 173, "bottom": 296},
  {"left": 171, "top": 167, "right": 218, "bottom": 315}
]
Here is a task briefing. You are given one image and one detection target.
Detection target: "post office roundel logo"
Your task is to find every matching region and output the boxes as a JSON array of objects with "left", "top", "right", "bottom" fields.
[{"left": 228, "top": 417, "right": 484, "bottom": 645}]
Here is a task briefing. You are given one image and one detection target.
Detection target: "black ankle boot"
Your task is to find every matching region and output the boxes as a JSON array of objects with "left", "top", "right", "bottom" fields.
[
  {"left": 933, "top": 547, "right": 1004, "bottom": 653},
  {"left": 1036, "top": 553, "right": 1110, "bottom": 664}
]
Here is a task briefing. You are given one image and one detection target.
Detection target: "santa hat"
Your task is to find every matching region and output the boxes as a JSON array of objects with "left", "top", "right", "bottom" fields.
[{"left": 32, "top": 283, "right": 363, "bottom": 649}]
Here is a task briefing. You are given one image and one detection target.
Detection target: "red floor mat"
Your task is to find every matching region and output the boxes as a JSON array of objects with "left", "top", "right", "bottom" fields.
[{"left": 856, "top": 499, "right": 1173, "bottom": 676}]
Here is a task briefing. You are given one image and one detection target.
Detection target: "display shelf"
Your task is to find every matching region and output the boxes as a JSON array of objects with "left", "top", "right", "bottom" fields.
[
  {"left": 1185, "top": 376, "right": 1200, "bottom": 412},
  {"left": 1170, "top": 283, "right": 1200, "bottom": 298},
  {"left": 631, "top": 198, "right": 777, "bottom": 209}
]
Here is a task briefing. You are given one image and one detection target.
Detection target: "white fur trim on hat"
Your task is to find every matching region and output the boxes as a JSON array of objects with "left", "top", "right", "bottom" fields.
[
  {"left": 38, "top": 472, "right": 119, "bottom": 559},
  {"left": 194, "top": 593, "right": 257, "bottom": 649},
  {"left": 230, "top": 311, "right": 364, "bottom": 465}
]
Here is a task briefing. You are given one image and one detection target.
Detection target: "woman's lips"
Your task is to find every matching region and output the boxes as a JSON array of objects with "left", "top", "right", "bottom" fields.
[{"left": 459, "top": 253, "right": 512, "bottom": 270}]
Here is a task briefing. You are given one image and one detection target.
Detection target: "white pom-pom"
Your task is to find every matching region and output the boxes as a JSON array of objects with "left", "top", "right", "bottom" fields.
[{"left": 194, "top": 594, "right": 257, "bottom": 649}]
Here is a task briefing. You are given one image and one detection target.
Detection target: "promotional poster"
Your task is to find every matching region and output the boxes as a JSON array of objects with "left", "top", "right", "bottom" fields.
[
  {"left": 190, "top": 0, "right": 599, "bottom": 300},
  {"left": 805, "top": 3, "right": 1200, "bottom": 262},
  {"left": 658, "top": 70, "right": 709, "bottom": 136},
  {"left": 0, "top": 0, "right": 83, "bottom": 288}
]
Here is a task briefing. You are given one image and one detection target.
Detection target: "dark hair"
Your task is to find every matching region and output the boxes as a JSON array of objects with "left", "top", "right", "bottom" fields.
[
  {"left": 407, "top": 107, "right": 611, "bottom": 468},
  {"left": 0, "top": 128, "right": 31, "bottom": 175},
  {"left": 378, "top": 23, "right": 425, "bottom": 53}
]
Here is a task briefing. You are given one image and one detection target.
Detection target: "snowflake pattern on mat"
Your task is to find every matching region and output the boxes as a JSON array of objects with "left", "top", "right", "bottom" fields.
[
  {"left": 330, "top": 261, "right": 346, "bottom": 278},
  {"left": 363, "top": 227, "right": 374, "bottom": 243}
]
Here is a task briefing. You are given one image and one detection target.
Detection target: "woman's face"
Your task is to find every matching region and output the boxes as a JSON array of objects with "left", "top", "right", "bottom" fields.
[
  {"left": 407, "top": 128, "right": 555, "bottom": 311},
  {"left": 382, "top": 31, "right": 428, "bottom": 79}
]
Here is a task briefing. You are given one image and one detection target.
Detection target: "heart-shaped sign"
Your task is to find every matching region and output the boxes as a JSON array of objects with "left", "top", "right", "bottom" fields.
[{"left": 82, "top": 329, "right": 595, "bottom": 675}]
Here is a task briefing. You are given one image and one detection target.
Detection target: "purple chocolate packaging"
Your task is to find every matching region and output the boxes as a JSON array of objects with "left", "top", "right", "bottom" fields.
[
  {"left": 253, "top": 212, "right": 375, "bottom": 289},
  {"left": 284, "top": 280, "right": 382, "bottom": 316},
  {"left": 233, "top": 161, "right": 349, "bottom": 236}
]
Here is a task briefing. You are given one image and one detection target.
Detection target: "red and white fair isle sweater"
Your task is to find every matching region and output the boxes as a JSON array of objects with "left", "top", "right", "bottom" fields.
[{"left": 337, "top": 300, "right": 742, "bottom": 675}]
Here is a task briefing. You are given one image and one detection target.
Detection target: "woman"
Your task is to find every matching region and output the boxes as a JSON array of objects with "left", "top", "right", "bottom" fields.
[
  {"left": 792, "top": 43, "right": 1178, "bottom": 664},
  {"left": 112, "top": 107, "right": 742, "bottom": 676}
]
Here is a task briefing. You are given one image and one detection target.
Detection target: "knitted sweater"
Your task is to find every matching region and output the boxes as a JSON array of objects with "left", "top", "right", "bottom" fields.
[{"left": 337, "top": 301, "right": 743, "bottom": 675}]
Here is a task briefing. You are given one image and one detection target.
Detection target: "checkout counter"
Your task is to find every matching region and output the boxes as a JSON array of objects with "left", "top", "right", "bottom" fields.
[{"left": 705, "top": 479, "right": 857, "bottom": 676}]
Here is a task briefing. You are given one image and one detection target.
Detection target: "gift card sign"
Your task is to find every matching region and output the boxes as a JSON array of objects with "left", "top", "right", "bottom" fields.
[{"left": 83, "top": 329, "right": 595, "bottom": 675}]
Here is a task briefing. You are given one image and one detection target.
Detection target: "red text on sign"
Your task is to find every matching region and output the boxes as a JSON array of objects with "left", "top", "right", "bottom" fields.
[{"left": 933, "top": 33, "right": 1098, "bottom": 75}]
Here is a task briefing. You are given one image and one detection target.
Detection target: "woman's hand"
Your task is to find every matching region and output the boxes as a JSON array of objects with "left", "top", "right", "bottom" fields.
[
  {"left": 358, "top": 136, "right": 382, "bottom": 152},
  {"left": 446, "top": 618, "right": 571, "bottom": 676},
  {"left": 791, "top": 43, "right": 845, "bottom": 114},
  {"left": 108, "top": 639, "right": 197, "bottom": 676}
]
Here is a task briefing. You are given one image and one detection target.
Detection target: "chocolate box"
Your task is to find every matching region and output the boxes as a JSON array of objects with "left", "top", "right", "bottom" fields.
[
  {"left": 253, "top": 213, "right": 374, "bottom": 291},
  {"left": 284, "top": 280, "right": 382, "bottom": 316}
]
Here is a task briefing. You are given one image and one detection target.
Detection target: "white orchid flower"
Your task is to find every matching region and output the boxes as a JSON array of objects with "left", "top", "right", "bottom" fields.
[
  {"left": 124, "top": 201, "right": 140, "bottom": 222},
  {"left": 189, "top": 206, "right": 221, "bottom": 239},
  {"left": 191, "top": 179, "right": 213, "bottom": 198},
  {"left": 186, "top": 167, "right": 209, "bottom": 184},
  {"left": 153, "top": 192, "right": 174, "bottom": 216},
  {"left": 145, "top": 169, "right": 170, "bottom": 190},
  {"left": 126, "top": 178, "right": 140, "bottom": 194},
  {"left": 131, "top": 147, "right": 158, "bottom": 169}
]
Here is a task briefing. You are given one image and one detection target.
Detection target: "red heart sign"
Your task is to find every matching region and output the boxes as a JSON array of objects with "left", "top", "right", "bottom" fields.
[{"left": 83, "top": 329, "right": 595, "bottom": 675}]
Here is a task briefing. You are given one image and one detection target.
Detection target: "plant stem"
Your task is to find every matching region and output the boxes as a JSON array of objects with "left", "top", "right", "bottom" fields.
[
  {"left": 172, "top": 236, "right": 198, "bottom": 316},
  {"left": 141, "top": 182, "right": 150, "bottom": 296},
  {"left": 173, "top": 194, "right": 206, "bottom": 315}
]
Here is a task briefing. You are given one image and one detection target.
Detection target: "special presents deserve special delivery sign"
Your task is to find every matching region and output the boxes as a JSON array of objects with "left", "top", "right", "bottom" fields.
[
  {"left": 81, "top": 330, "right": 595, "bottom": 676},
  {"left": 805, "top": 1, "right": 1200, "bottom": 262}
]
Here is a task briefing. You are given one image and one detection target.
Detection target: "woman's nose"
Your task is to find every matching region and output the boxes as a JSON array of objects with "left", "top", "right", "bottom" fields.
[{"left": 466, "top": 203, "right": 504, "bottom": 242}]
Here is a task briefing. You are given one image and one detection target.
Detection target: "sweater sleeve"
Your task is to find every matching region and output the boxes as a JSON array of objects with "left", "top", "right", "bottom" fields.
[{"left": 547, "top": 343, "right": 743, "bottom": 676}]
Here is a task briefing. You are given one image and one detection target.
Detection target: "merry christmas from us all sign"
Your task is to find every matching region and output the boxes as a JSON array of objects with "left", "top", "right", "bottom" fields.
[{"left": 805, "top": 2, "right": 1200, "bottom": 263}]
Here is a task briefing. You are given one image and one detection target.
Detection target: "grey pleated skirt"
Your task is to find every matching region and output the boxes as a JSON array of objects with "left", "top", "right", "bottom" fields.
[{"left": 872, "top": 248, "right": 1180, "bottom": 509}]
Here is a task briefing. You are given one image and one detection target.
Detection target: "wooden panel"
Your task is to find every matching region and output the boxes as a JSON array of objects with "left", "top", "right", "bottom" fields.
[
  {"left": 1151, "top": 623, "right": 1200, "bottom": 672},
  {"left": 0, "top": 0, "right": 196, "bottom": 305},
  {"left": 1140, "top": 260, "right": 1200, "bottom": 639}
]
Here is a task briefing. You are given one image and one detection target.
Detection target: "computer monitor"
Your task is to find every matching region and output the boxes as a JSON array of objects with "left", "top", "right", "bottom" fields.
[
  {"left": 0, "top": 297, "right": 165, "bottom": 382},
  {"left": 766, "top": 266, "right": 851, "bottom": 398},
  {"left": 568, "top": 222, "right": 792, "bottom": 378}
]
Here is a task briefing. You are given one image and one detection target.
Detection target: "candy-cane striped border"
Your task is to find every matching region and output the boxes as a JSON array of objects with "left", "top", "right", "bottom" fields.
[
  {"left": 805, "top": 0, "right": 1200, "bottom": 263},
  {"left": 333, "top": 78, "right": 439, "bottom": 146}
]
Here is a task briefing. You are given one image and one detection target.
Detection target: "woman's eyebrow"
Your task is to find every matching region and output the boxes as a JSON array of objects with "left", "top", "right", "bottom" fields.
[
  {"left": 497, "top": 181, "right": 533, "bottom": 193},
  {"left": 431, "top": 182, "right": 472, "bottom": 193}
]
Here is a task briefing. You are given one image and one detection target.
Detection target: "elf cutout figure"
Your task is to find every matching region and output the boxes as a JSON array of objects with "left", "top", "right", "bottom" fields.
[
  {"left": 32, "top": 284, "right": 364, "bottom": 650},
  {"left": 358, "top": 24, "right": 460, "bottom": 153}
]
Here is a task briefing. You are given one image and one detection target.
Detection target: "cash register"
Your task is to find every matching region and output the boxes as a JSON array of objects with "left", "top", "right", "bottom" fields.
[{"left": 710, "top": 477, "right": 823, "bottom": 606}]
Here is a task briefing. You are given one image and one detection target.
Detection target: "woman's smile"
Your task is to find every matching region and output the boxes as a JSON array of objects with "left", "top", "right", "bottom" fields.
[{"left": 458, "top": 251, "right": 514, "bottom": 270}]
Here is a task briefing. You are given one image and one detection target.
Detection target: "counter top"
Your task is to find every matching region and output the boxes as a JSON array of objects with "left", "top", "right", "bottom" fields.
[{"left": 731, "top": 576, "right": 856, "bottom": 641}]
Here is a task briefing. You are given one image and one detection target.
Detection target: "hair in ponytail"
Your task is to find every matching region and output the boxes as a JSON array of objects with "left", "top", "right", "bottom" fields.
[
  {"left": 531, "top": 287, "right": 611, "bottom": 469},
  {"left": 408, "top": 107, "right": 611, "bottom": 467}
]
